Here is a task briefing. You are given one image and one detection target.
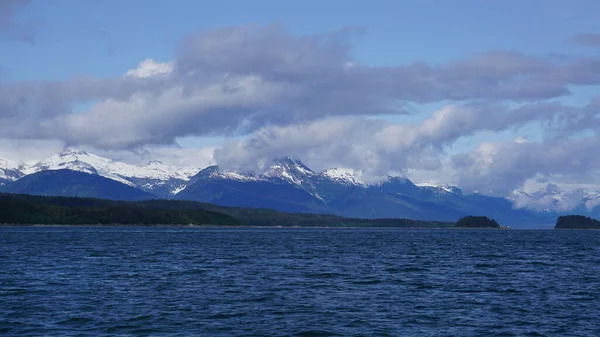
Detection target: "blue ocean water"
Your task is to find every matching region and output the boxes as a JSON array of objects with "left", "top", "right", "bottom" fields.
[{"left": 1, "top": 227, "right": 600, "bottom": 336}]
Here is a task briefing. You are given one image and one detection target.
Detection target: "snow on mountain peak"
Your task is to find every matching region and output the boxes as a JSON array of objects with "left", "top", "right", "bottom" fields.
[
  {"left": 415, "top": 182, "right": 460, "bottom": 194},
  {"left": 25, "top": 151, "right": 98, "bottom": 176},
  {"left": 196, "top": 166, "right": 263, "bottom": 182},
  {"left": 322, "top": 168, "right": 365, "bottom": 185},
  {"left": 0, "top": 158, "right": 18, "bottom": 170},
  {"left": 145, "top": 160, "right": 164, "bottom": 167},
  {"left": 0, "top": 157, "right": 23, "bottom": 182},
  {"left": 264, "top": 157, "right": 315, "bottom": 185},
  {"left": 16, "top": 149, "right": 202, "bottom": 194},
  {"left": 59, "top": 148, "right": 90, "bottom": 157}
]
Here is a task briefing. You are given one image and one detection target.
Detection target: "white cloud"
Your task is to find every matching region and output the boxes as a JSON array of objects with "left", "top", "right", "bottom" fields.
[
  {"left": 3, "top": 25, "right": 600, "bottom": 150},
  {"left": 0, "top": 139, "right": 63, "bottom": 164},
  {"left": 213, "top": 101, "right": 579, "bottom": 178},
  {"left": 452, "top": 135, "right": 600, "bottom": 195},
  {"left": 125, "top": 59, "right": 174, "bottom": 78}
]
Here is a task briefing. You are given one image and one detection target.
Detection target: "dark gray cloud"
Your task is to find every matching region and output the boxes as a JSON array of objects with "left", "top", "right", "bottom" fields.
[{"left": 0, "top": 0, "right": 39, "bottom": 42}]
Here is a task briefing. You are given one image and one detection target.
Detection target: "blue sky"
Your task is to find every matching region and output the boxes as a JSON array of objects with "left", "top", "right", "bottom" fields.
[
  {"left": 5, "top": 0, "right": 600, "bottom": 80},
  {"left": 1, "top": 0, "right": 600, "bottom": 197}
]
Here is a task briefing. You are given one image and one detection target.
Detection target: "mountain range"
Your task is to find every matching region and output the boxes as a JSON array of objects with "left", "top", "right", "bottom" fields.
[
  {"left": 1, "top": 150, "right": 197, "bottom": 198},
  {"left": 1, "top": 149, "right": 599, "bottom": 227}
]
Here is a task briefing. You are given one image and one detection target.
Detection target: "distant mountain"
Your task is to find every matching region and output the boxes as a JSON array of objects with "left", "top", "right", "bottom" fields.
[
  {"left": 0, "top": 169, "right": 154, "bottom": 201},
  {"left": 21, "top": 149, "right": 199, "bottom": 197},
  {"left": 174, "top": 161, "right": 331, "bottom": 214},
  {"left": 173, "top": 157, "right": 555, "bottom": 226},
  {"left": 3, "top": 151, "right": 599, "bottom": 227}
]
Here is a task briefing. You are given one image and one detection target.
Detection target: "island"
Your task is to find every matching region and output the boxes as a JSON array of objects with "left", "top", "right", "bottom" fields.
[
  {"left": 555, "top": 215, "right": 600, "bottom": 229},
  {"left": 454, "top": 215, "right": 502, "bottom": 228}
]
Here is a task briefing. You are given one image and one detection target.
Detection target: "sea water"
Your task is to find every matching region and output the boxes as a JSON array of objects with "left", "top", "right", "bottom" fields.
[{"left": 1, "top": 227, "right": 599, "bottom": 336}]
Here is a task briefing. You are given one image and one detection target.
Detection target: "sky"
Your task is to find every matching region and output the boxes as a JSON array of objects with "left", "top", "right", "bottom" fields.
[{"left": 1, "top": 0, "right": 600, "bottom": 199}]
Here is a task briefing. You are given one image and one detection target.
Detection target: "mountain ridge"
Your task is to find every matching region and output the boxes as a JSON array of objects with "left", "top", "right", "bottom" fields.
[
  {"left": 4, "top": 149, "right": 198, "bottom": 197},
  {"left": 174, "top": 160, "right": 558, "bottom": 226},
  {"left": 1, "top": 150, "right": 599, "bottom": 226}
]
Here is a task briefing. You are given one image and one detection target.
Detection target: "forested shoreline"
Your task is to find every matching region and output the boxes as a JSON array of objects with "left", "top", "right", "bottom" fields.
[{"left": 0, "top": 193, "right": 454, "bottom": 227}]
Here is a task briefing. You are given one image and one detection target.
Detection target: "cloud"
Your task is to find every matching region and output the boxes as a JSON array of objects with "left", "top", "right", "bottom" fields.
[
  {"left": 1, "top": 24, "right": 600, "bottom": 196},
  {"left": 2, "top": 24, "right": 600, "bottom": 151},
  {"left": 125, "top": 59, "right": 174, "bottom": 78},
  {"left": 0, "top": 0, "right": 39, "bottom": 42},
  {"left": 0, "top": 139, "right": 63, "bottom": 163},
  {"left": 510, "top": 183, "right": 592, "bottom": 212},
  {"left": 213, "top": 101, "right": 578, "bottom": 178},
  {"left": 0, "top": 138, "right": 216, "bottom": 169},
  {"left": 570, "top": 33, "right": 600, "bottom": 47},
  {"left": 88, "top": 145, "right": 216, "bottom": 168},
  {"left": 451, "top": 135, "right": 600, "bottom": 196}
]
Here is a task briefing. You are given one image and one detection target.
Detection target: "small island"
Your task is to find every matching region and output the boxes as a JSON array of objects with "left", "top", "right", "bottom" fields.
[
  {"left": 555, "top": 215, "right": 600, "bottom": 229},
  {"left": 454, "top": 215, "right": 502, "bottom": 228}
]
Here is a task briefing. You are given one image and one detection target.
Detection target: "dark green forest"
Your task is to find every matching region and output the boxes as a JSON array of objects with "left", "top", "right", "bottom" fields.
[
  {"left": 0, "top": 193, "right": 239, "bottom": 226},
  {"left": 454, "top": 215, "right": 501, "bottom": 228},
  {"left": 555, "top": 215, "right": 600, "bottom": 229},
  {"left": 0, "top": 193, "right": 455, "bottom": 227}
]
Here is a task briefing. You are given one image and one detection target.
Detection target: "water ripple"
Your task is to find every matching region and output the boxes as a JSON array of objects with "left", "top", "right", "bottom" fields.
[{"left": 1, "top": 227, "right": 600, "bottom": 336}]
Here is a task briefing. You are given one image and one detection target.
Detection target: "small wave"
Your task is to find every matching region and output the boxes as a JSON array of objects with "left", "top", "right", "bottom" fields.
[
  {"left": 244, "top": 294, "right": 277, "bottom": 303},
  {"left": 56, "top": 317, "right": 94, "bottom": 326},
  {"left": 294, "top": 330, "right": 342, "bottom": 337},
  {"left": 105, "top": 325, "right": 137, "bottom": 334},
  {"left": 474, "top": 263, "right": 497, "bottom": 268},
  {"left": 304, "top": 272, "right": 345, "bottom": 278},
  {"left": 149, "top": 251, "right": 173, "bottom": 257},
  {"left": 209, "top": 312, "right": 247, "bottom": 319},
  {"left": 165, "top": 268, "right": 209, "bottom": 277},
  {"left": 350, "top": 279, "right": 383, "bottom": 285},
  {"left": 124, "top": 314, "right": 154, "bottom": 323},
  {"left": 399, "top": 267, "right": 429, "bottom": 272}
]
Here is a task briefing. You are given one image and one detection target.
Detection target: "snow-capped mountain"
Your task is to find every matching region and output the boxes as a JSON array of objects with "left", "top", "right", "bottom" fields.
[
  {"left": 182, "top": 157, "right": 465, "bottom": 201},
  {"left": 175, "top": 157, "right": 541, "bottom": 224},
  {"left": 181, "top": 157, "right": 323, "bottom": 196},
  {"left": 0, "top": 158, "right": 24, "bottom": 185},
  {"left": 3, "top": 149, "right": 600, "bottom": 226},
  {"left": 20, "top": 149, "right": 200, "bottom": 197},
  {"left": 188, "top": 157, "right": 318, "bottom": 184},
  {"left": 263, "top": 157, "right": 315, "bottom": 184}
]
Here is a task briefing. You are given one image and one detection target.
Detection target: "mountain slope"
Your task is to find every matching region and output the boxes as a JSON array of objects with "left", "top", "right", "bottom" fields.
[
  {"left": 0, "top": 169, "right": 154, "bottom": 201},
  {"left": 174, "top": 164, "right": 331, "bottom": 213}
]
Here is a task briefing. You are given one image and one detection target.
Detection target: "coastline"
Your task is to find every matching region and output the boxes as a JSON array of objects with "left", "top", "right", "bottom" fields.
[{"left": 0, "top": 223, "right": 511, "bottom": 229}]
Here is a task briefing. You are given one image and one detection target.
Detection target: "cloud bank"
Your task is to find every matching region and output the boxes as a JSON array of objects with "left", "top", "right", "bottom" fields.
[{"left": 1, "top": 24, "right": 600, "bottom": 195}]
